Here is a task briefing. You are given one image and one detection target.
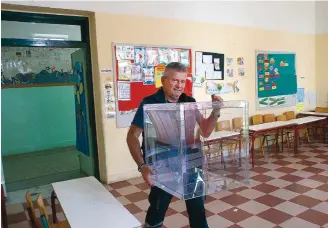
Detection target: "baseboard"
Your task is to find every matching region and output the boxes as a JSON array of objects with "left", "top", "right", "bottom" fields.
[{"left": 106, "top": 169, "right": 141, "bottom": 184}]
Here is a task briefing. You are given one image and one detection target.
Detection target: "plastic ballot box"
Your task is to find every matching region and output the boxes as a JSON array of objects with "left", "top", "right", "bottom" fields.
[{"left": 143, "top": 100, "right": 250, "bottom": 200}]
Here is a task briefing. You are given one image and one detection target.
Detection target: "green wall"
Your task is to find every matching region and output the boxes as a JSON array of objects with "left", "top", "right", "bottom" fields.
[{"left": 1, "top": 86, "right": 76, "bottom": 156}]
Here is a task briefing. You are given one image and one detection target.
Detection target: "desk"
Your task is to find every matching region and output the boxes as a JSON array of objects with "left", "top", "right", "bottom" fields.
[
  {"left": 297, "top": 112, "right": 328, "bottom": 117},
  {"left": 202, "top": 131, "right": 240, "bottom": 143},
  {"left": 52, "top": 177, "right": 141, "bottom": 228},
  {"left": 249, "top": 121, "right": 296, "bottom": 167},
  {"left": 286, "top": 116, "right": 327, "bottom": 148}
]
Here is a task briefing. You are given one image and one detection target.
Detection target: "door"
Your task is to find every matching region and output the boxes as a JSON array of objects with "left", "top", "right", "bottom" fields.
[{"left": 71, "top": 49, "right": 96, "bottom": 176}]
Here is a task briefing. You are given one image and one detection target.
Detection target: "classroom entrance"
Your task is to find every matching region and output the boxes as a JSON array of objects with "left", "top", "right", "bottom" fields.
[{"left": 1, "top": 11, "right": 99, "bottom": 203}]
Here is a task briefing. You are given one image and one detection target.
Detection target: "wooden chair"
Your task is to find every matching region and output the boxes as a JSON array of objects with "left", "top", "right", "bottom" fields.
[
  {"left": 283, "top": 111, "right": 310, "bottom": 143},
  {"left": 276, "top": 115, "right": 291, "bottom": 147},
  {"left": 263, "top": 114, "right": 279, "bottom": 151},
  {"left": 232, "top": 117, "right": 243, "bottom": 131},
  {"left": 283, "top": 111, "right": 296, "bottom": 120},
  {"left": 36, "top": 194, "right": 70, "bottom": 228},
  {"left": 26, "top": 191, "right": 40, "bottom": 228},
  {"left": 315, "top": 107, "right": 328, "bottom": 113}
]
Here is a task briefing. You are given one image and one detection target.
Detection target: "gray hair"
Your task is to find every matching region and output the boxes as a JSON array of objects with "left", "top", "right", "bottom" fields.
[{"left": 163, "top": 62, "right": 187, "bottom": 77}]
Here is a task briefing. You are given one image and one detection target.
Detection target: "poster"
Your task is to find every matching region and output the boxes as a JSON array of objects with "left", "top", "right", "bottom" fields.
[
  {"left": 131, "top": 64, "right": 143, "bottom": 82},
  {"left": 238, "top": 68, "right": 245, "bottom": 76},
  {"left": 296, "top": 88, "right": 305, "bottom": 111},
  {"left": 118, "top": 81, "right": 131, "bottom": 100},
  {"left": 116, "top": 45, "right": 135, "bottom": 60},
  {"left": 118, "top": 60, "right": 132, "bottom": 80},
  {"left": 196, "top": 51, "right": 224, "bottom": 80},
  {"left": 256, "top": 52, "right": 297, "bottom": 110},
  {"left": 180, "top": 49, "right": 190, "bottom": 66},
  {"left": 143, "top": 67, "right": 155, "bottom": 85},
  {"left": 206, "top": 80, "right": 239, "bottom": 95},
  {"left": 154, "top": 64, "right": 165, "bottom": 88},
  {"left": 103, "top": 82, "right": 116, "bottom": 119}
]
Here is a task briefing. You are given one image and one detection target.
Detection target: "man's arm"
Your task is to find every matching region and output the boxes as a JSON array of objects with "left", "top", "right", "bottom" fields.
[
  {"left": 126, "top": 125, "right": 144, "bottom": 167},
  {"left": 197, "top": 111, "right": 220, "bottom": 138}
]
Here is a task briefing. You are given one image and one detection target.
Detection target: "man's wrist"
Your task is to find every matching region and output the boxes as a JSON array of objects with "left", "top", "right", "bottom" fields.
[{"left": 137, "top": 163, "right": 146, "bottom": 172}]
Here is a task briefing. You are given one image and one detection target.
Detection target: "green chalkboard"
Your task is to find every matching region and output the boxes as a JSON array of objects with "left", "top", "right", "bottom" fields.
[{"left": 256, "top": 53, "right": 297, "bottom": 98}]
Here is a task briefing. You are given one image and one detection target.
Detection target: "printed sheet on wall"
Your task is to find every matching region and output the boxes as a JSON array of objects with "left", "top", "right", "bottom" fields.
[
  {"left": 113, "top": 43, "right": 193, "bottom": 128},
  {"left": 255, "top": 51, "right": 297, "bottom": 110}
]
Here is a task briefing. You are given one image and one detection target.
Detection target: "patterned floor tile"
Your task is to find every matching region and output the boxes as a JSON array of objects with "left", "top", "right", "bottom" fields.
[{"left": 4, "top": 143, "right": 328, "bottom": 228}]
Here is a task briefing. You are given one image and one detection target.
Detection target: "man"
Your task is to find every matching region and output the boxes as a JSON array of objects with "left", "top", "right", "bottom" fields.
[{"left": 126, "top": 62, "right": 223, "bottom": 228}]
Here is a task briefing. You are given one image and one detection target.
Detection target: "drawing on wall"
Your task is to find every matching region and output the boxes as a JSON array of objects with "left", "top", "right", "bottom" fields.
[{"left": 1, "top": 47, "right": 79, "bottom": 86}]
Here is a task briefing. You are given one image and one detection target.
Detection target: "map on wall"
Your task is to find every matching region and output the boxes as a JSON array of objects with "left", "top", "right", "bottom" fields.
[
  {"left": 1, "top": 47, "right": 80, "bottom": 87},
  {"left": 256, "top": 52, "right": 297, "bottom": 109}
]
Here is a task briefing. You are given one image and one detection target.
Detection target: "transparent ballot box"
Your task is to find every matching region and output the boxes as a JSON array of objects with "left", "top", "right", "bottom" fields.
[{"left": 143, "top": 100, "right": 250, "bottom": 200}]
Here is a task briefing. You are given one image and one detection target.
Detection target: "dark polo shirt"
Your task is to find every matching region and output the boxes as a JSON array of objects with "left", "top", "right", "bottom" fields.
[{"left": 131, "top": 87, "right": 196, "bottom": 161}]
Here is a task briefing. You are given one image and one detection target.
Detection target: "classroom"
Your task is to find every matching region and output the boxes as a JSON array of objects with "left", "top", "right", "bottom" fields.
[{"left": 1, "top": 1, "right": 328, "bottom": 228}]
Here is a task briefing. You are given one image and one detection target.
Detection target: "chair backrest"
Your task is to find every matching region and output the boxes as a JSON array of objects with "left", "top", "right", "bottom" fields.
[
  {"left": 263, "top": 114, "right": 275, "bottom": 123},
  {"left": 315, "top": 107, "right": 328, "bottom": 113},
  {"left": 276, "top": 114, "right": 287, "bottom": 121},
  {"left": 37, "top": 195, "right": 50, "bottom": 227},
  {"left": 283, "top": 111, "right": 295, "bottom": 120},
  {"left": 216, "top": 120, "right": 231, "bottom": 131},
  {"left": 252, "top": 115, "right": 263, "bottom": 125},
  {"left": 26, "top": 191, "right": 39, "bottom": 228},
  {"left": 232, "top": 117, "right": 243, "bottom": 130}
]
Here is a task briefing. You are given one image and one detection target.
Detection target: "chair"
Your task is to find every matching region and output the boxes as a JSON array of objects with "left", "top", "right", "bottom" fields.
[
  {"left": 263, "top": 114, "right": 279, "bottom": 150},
  {"left": 232, "top": 117, "right": 243, "bottom": 132},
  {"left": 283, "top": 111, "right": 310, "bottom": 143},
  {"left": 36, "top": 194, "right": 70, "bottom": 228},
  {"left": 283, "top": 111, "right": 296, "bottom": 120},
  {"left": 315, "top": 107, "right": 328, "bottom": 113},
  {"left": 26, "top": 191, "right": 40, "bottom": 228},
  {"left": 276, "top": 115, "right": 291, "bottom": 147}
]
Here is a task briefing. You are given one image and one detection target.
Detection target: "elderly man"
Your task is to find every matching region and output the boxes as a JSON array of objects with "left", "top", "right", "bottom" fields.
[{"left": 126, "top": 62, "right": 223, "bottom": 228}]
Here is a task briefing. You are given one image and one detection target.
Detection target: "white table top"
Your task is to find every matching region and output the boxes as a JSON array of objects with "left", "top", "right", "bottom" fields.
[
  {"left": 203, "top": 130, "right": 240, "bottom": 141},
  {"left": 286, "top": 116, "right": 326, "bottom": 124},
  {"left": 298, "top": 112, "right": 328, "bottom": 117},
  {"left": 52, "top": 176, "right": 141, "bottom": 228},
  {"left": 249, "top": 121, "right": 293, "bottom": 131}
]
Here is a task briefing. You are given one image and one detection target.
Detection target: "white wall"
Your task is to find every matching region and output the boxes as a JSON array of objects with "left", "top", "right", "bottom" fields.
[{"left": 3, "top": 1, "right": 316, "bottom": 34}]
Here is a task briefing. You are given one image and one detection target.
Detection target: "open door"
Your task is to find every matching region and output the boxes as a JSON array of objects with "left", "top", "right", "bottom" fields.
[{"left": 71, "top": 49, "right": 97, "bottom": 176}]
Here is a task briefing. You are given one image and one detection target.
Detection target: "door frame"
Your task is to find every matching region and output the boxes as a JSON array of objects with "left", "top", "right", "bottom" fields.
[{"left": 1, "top": 10, "right": 100, "bottom": 179}]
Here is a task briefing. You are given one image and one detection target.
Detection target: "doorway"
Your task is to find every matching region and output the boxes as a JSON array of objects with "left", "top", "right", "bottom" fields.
[{"left": 1, "top": 11, "right": 99, "bottom": 203}]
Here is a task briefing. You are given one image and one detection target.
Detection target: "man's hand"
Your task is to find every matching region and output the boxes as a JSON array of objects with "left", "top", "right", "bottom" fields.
[
  {"left": 211, "top": 94, "right": 224, "bottom": 117},
  {"left": 211, "top": 94, "right": 223, "bottom": 102},
  {"left": 140, "top": 165, "right": 154, "bottom": 187}
]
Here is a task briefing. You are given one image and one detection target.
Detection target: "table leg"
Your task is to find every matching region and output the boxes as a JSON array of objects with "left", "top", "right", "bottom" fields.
[
  {"left": 2, "top": 185, "right": 8, "bottom": 228},
  {"left": 276, "top": 131, "right": 279, "bottom": 153},
  {"left": 323, "top": 122, "right": 326, "bottom": 144},
  {"left": 251, "top": 135, "right": 255, "bottom": 167},
  {"left": 239, "top": 138, "right": 242, "bottom": 167},
  {"left": 51, "top": 190, "right": 58, "bottom": 224},
  {"left": 294, "top": 127, "right": 299, "bottom": 154},
  {"left": 281, "top": 129, "right": 284, "bottom": 151}
]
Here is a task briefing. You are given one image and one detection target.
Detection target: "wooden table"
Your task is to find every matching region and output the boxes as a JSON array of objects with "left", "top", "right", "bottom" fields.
[{"left": 51, "top": 176, "right": 141, "bottom": 228}]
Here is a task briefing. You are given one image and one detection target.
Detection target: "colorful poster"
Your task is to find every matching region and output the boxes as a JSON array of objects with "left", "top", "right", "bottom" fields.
[
  {"left": 73, "top": 62, "right": 90, "bottom": 156},
  {"left": 256, "top": 53, "right": 296, "bottom": 98},
  {"left": 238, "top": 68, "right": 245, "bottom": 76},
  {"left": 154, "top": 64, "right": 165, "bottom": 88},
  {"left": 118, "top": 60, "right": 132, "bottom": 80},
  {"left": 130, "top": 64, "right": 143, "bottom": 82},
  {"left": 296, "top": 88, "right": 305, "bottom": 111},
  {"left": 206, "top": 80, "right": 239, "bottom": 95},
  {"left": 103, "top": 82, "right": 116, "bottom": 119},
  {"left": 143, "top": 66, "right": 155, "bottom": 85},
  {"left": 180, "top": 49, "right": 190, "bottom": 66},
  {"left": 258, "top": 96, "right": 286, "bottom": 108},
  {"left": 134, "top": 47, "right": 146, "bottom": 65}
]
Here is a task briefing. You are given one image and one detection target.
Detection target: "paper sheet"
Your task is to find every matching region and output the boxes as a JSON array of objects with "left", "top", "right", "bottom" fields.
[
  {"left": 117, "top": 81, "right": 131, "bottom": 100},
  {"left": 214, "top": 58, "right": 220, "bottom": 70},
  {"left": 131, "top": 65, "right": 143, "bottom": 82},
  {"left": 203, "top": 55, "right": 213, "bottom": 64},
  {"left": 103, "top": 82, "right": 116, "bottom": 119},
  {"left": 154, "top": 65, "right": 165, "bottom": 88},
  {"left": 118, "top": 60, "right": 132, "bottom": 80}
]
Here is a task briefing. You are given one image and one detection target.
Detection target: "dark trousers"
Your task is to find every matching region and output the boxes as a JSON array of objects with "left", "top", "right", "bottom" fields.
[{"left": 144, "top": 186, "right": 209, "bottom": 228}]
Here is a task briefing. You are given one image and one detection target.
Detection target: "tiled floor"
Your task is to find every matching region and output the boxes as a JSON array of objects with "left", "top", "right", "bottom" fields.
[{"left": 5, "top": 143, "right": 328, "bottom": 228}]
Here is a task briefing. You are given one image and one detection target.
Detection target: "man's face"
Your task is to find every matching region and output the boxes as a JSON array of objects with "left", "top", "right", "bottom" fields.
[{"left": 161, "top": 69, "right": 187, "bottom": 102}]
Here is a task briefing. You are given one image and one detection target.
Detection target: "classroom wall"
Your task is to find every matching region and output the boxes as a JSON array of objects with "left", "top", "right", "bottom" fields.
[
  {"left": 315, "top": 34, "right": 328, "bottom": 107},
  {"left": 1, "top": 86, "right": 76, "bottom": 156},
  {"left": 94, "top": 13, "right": 316, "bottom": 183}
]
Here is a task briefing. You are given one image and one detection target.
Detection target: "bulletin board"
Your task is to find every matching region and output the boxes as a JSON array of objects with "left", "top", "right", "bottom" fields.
[
  {"left": 112, "top": 43, "right": 193, "bottom": 128},
  {"left": 255, "top": 51, "right": 297, "bottom": 110}
]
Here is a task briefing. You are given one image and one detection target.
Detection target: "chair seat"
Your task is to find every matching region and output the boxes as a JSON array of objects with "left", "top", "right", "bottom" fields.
[{"left": 51, "top": 221, "right": 70, "bottom": 228}]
